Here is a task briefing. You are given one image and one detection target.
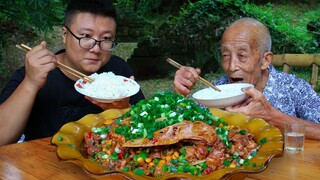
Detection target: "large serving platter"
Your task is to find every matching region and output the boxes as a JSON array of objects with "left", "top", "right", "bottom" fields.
[{"left": 51, "top": 108, "right": 284, "bottom": 180}]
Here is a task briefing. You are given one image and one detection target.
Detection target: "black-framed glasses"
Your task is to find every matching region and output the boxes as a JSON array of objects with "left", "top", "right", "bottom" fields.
[{"left": 65, "top": 26, "right": 116, "bottom": 52}]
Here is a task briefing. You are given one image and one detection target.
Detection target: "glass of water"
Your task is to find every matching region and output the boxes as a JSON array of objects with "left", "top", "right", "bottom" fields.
[{"left": 284, "top": 121, "right": 306, "bottom": 151}]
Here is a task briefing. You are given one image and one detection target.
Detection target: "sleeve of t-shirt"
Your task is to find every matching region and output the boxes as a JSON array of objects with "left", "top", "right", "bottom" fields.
[
  {"left": 0, "top": 67, "right": 25, "bottom": 104},
  {"left": 292, "top": 78, "right": 320, "bottom": 123},
  {"left": 100, "top": 55, "right": 145, "bottom": 104}
]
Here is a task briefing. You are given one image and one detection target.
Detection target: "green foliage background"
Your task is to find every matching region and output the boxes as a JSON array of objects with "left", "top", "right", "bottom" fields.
[
  {"left": 115, "top": 0, "right": 319, "bottom": 74},
  {"left": 0, "top": 0, "right": 319, "bottom": 92},
  {"left": 0, "top": 0, "right": 67, "bottom": 84}
]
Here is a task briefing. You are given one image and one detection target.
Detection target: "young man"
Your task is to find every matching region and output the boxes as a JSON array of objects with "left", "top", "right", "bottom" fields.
[
  {"left": 0, "top": 0, "right": 145, "bottom": 145},
  {"left": 173, "top": 18, "right": 320, "bottom": 140}
]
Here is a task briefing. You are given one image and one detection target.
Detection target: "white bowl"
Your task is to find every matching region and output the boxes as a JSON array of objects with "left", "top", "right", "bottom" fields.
[
  {"left": 192, "top": 83, "right": 253, "bottom": 108},
  {"left": 74, "top": 73, "right": 140, "bottom": 103}
]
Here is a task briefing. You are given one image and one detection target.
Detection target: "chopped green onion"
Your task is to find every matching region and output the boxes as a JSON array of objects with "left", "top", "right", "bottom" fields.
[
  {"left": 133, "top": 168, "right": 145, "bottom": 176},
  {"left": 177, "top": 165, "right": 185, "bottom": 172},
  {"left": 143, "top": 128, "right": 147, "bottom": 138},
  {"left": 162, "top": 164, "right": 168, "bottom": 172},
  {"left": 260, "top": 137, "right": 267, "bottom": 145},
  {"left": 244, "top": 160, "right": 251, "bottom": 166},
  {"left": 170, "top": 159, "right": 178, "bottom": 164},
  {"left": 251, "top": 151, "right": 257, "bottom": 156},
  {"left": 141, "top": 152, "right": 148, "bottom": 159},
  {"left": 199, "top": 162, "right": 207, "bottom": 170},
  {"left": 67, "top": 144, "right": 77, "bottom": 149},
  {"left": 233, "top": 152, "right": 239, "bottom": 159},
  {"left": 153, "top": 158, "right": 160, "bottom": 164},
  {"left": 180, "top": 147, "right": 186, "bottom": 156},
  {"left": 111, "top": 152, "right": 118, "bottom": 161},
  {"left": 237, "top": 129, "right": 246, "bottom": 135},
  {"left": 223, "top": 160, "right": 231, "bottom": 167},
  {"left": 115, "top": 118, "right": 121, "bottom": 124},
  {"left": 101, "top": 154, "right": 109, "bottom": 159},
  {"left": 170, "top": 166, "right": 178, "bottom": 172},
  {"left": 149, "top": 166, "right": 156, "bottom": 173},
  {"left": 239, "top": 159, "right": 244, "bottom": 164},
  {"left": 122, "top": 166, "right": 129, "bottom": 172},
  {"left": 57, "top": 136, "right": 63, "bottom": 141},
  {"left": 114, "top": 92, "right": 219, "bottom": 141}
]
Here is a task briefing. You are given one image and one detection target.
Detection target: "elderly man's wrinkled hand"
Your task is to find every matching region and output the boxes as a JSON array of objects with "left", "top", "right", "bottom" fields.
[
  {"left": 173, "top": 66, "right": 201, "bottom": 96},
  {"left": 225, "top": 87, "right": 278, "bottom": 124}
]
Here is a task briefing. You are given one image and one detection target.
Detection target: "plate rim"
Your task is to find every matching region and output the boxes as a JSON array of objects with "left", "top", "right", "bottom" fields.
[
  {"left": 51, "top": 108, "right": 284, "bottom": 179},
  {"left": 74, "top": 75, "right": 140, "bottom": 101},
  {"left": 192, "top": 83, "right": 253, "bottom": 100}
]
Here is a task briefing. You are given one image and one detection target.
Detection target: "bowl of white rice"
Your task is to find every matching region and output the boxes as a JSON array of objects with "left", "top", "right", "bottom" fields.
[
  {"left": 192, "top": 83, "right": 253, "bottom": 108},
  {"left": 74, "top": 72, "right": 140, "bottom": 103}
]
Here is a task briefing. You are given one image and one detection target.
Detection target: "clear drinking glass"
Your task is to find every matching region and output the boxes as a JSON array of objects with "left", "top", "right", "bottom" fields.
[{"left": 284, "top": 121, "right": 306, "bottom": 151}]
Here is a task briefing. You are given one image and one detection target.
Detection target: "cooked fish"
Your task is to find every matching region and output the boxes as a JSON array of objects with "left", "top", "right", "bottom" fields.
[{"left": 123, "top": 121, "right": 217, "bottom": 147}]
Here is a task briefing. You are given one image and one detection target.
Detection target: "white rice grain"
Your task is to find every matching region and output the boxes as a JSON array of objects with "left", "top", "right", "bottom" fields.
[{"left": 80, "top": 72, "right": 136, "bottom": 99}]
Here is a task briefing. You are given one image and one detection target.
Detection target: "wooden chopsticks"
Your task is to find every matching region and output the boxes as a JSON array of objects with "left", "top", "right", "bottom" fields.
[
  {"left": 16, "top": 44, "right": 94, "bottom": 83},
  {"left": 166, "top": 58, "right": 221, "bottom": 92}
]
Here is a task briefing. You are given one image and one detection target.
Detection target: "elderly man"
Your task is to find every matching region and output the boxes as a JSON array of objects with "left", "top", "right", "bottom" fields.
[{"left": 173, "top": 17, "right": 320, "bottom": 140}]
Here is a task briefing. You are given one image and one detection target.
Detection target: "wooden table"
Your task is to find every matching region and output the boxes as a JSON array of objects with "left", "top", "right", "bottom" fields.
[
  {"left": 246, "top": 139, "right": 320, "bottom": 180},
  {"left": 0, "top": 137, "right": 319, "bottom": 180}
]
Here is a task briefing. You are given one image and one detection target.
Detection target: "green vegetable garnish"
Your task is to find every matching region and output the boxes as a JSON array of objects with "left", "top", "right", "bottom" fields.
[
  {"left": 153, "top": 158, "right": 160, "bottom": 164},
  {"left": 114, "top": 92, "right": 220, "bottom": 141},
  {"left": 162, "top": 165, "right": 169, "bottom": 172},
  {"left": 237, "top": 129, "right": 246, "bottom": 135},
  {"left": 133, "top": 168, "right": 145, "bottom": 176},
  {"left": 122, "top": 166, "right": 129, "bottom": 172},
  {"left": 92, "top": 126, "right": 111, "bottom": 135},
  {"left": 67, "top": 144, "right": 77, "bottom": 149},
  {"left": 259, "top": 137, "right": 267, "bottom": 145},
  {"left": 223, "top": 160, "right": 231, "bottom": 167},
  {"left": 243, "top": 160, "right": 251, "bottom": 166},
  {"left": 177, "top": 165, "right": 185, "bottom": 172},
  {"left": 216, "top": 127, "right": 232, "bottom": 148},
  {"left": 111, "top": 152, "right": 119, "bottom": 161},
  {"left": 170, "top": 166, "right": 178, "bottom": 172}
]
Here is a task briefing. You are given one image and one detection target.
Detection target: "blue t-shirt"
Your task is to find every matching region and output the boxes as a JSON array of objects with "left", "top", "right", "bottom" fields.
[{"left": 214, "top": 65, "right": 320, "bottom": 123}]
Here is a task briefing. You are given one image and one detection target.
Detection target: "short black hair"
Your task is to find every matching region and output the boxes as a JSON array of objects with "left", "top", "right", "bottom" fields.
[{"left": 64, "top": 0, "right": 117, "bottom": 26}]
